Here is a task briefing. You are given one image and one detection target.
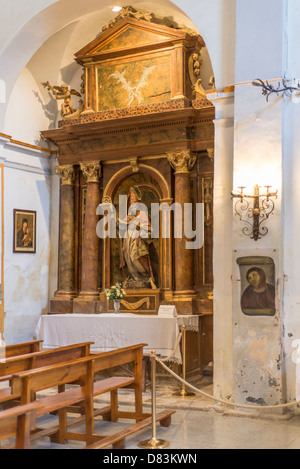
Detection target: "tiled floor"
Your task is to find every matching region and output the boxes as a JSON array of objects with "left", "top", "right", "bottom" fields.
[
  {"left": 27, "top": 380, "right": 300, "bottom": 449},
  {"left": 2, "top": 377, "right": 300, "bottom": 449}
]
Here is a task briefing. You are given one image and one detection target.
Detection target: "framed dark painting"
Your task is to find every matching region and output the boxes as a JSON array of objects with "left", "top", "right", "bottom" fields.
[
  {"left": 13, "top": 209, "right": 36, "bottom": 253},
  {"left": 237, "top": 256, "right": 276, "bottom": 317}
]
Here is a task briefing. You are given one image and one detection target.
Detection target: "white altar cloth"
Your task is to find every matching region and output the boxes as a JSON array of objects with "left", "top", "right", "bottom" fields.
[{"left": 35, "top": 313, "right": 200, "bottom": 364}]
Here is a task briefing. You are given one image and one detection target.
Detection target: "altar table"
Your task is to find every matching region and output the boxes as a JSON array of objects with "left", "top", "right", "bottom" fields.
[{"left": 35, "top": 313, "right": 200, "bottom": 364}]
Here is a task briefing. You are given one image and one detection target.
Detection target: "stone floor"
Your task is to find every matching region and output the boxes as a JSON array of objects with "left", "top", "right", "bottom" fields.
[{"left": 2, "top": 376, "right": 300, "bottom": 450}]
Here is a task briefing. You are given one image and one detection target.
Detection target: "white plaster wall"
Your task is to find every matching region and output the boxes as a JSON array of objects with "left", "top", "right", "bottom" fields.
[
  {"left": 4, "top": 67, "right": 53, "bottom": 146},
  {"left": 3, "top": 148, "right": 51, "bottom": 344},
  {"left": 281, "top": 0, "right": 300, "bottom": 407},
  {"left": 0, "top": 0, "right": 57, "bottom": 55},
  {"left": 235, "top": 0, "right": 285, "bottom": 83},
  {"left": 282, "top": 97, "right": 300, "bottom": 404},
  {"left": 231, "top": 0, "right": 286, "bottom": 406}
]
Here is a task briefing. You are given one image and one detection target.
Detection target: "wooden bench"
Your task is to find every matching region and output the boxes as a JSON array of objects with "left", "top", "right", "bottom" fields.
[
  {"left": 0, "top": 342, "right": 94, "bottom": 386},
  {"left": 10, "top": 356, "right": 99, "bottom": 447},
  {"left": 8, "top": 343, "right": 149, "bottom": 447},
  {"left": 86, "top": 410, "right": 175, "bottom": 450},
  {"left": 0, "top": 402, "right": 43, "bottom": 449},
  {"left": 4, "top": 340, "right": 43, "bottom": 358}
]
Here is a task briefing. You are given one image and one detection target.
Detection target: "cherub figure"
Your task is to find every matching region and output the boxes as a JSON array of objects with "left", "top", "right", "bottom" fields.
[{"left": 42, "top": 81, "right": 82, "bottom": 118}]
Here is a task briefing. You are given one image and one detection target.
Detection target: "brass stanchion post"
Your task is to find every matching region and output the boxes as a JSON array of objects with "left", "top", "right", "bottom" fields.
[
  {"left": 138, "top": 350, "right": 169, "bottom": 449},
  {"left": 173, "top": 325, "right": 195, "bottom": 397}
]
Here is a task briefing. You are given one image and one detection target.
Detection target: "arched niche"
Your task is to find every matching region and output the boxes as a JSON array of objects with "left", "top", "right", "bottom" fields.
[
  {"left": 101, "top": 162, "right": 173, "bottom": 301},
  {"left": 103, "top": 163, "right": 171, "bottom": 202}
]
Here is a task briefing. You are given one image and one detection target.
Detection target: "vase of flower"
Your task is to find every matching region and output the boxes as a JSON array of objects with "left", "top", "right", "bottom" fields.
[
  {"left": 104, "top": 283, "right": 126, "bottom": 314},
  {"left": 113, "top": 300, "right": 121, "bottom": 314}
]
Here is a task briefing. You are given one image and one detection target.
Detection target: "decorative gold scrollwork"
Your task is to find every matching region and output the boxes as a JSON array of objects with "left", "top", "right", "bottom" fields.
[
  {"left": 167, "top": 150, "right": 196, "bottom": 174},
  {"left": 55, "top": 165, "right": 75, "bottom": 186},
  {"left": 121, "top": 297, "right": 151, "bottom": 310},
  {"left": 80, "top": 161, "right": 101, "bottom": 182}
]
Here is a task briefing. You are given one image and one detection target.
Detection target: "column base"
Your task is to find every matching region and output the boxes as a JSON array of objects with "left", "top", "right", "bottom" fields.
[
  {"left": 72, "top": 297, "right": 105, "bottom": 314},
  {"left": 49, "top": 297, "right": 74, "bottom": 314},
  {"left": 161, "top": 290, "right": 197, "bottom": 315}
]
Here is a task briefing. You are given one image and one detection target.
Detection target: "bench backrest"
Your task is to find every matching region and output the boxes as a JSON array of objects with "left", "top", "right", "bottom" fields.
[
  {"left": 4, "top": 340, "right": 43, "bottom": 358},
  {"left": 93, "top": 343, "right": 145, "bottom": 375},
  {"left": 0, "top": 402, "right": 43, "bottom": 445},
  {"left": 11, "top": 343, "right": 146, "bottom": 400},
  {"left": 11, "top": 357, "right": 94, "bottom": 400},
  {"left": 0, "top": 342, "right": 94, "bottom": 377}
]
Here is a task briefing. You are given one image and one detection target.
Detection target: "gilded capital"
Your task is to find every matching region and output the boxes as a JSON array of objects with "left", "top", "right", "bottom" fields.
[
  {"left": 80, "top": 161, "right": 101, "bottom": 182},
  {"left": 55, "top": 164, "right": 75, "bottom": 185},
  {"left": 167, "top": 150, "right": 196, "bottom": 174}
]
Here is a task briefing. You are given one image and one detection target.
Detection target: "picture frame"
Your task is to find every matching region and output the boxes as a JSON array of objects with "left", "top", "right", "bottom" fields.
[
  {"left": 237, "top": 256, "right": 276, "bottom": 317},
  {"left": 13, "top": 209, "right": 36, "bottom": 253}
]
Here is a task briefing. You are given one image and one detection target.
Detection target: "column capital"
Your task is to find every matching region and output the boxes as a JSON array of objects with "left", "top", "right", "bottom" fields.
[
  {"left": 80, "top": 161, "right": 101, "bottom": 182},
  {"left": 55, "top": 164, "right": 75, "bottom": 186},
  {"left": 167, "top": 150, "right": 196, "bottom": 174},
  {"left": 159, "top": 197, "right": 174, "bottom": 205}
]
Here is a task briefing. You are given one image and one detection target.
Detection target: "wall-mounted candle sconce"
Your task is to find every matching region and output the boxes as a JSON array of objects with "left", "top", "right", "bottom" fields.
[{"left": 231, "top": 184, "right": 278, "bottom": 241}]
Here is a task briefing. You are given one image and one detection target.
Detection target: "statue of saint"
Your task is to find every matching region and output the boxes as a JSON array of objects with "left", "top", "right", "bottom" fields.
[{"left": 117, "top": 186, "right": 157, "bottom": 289}]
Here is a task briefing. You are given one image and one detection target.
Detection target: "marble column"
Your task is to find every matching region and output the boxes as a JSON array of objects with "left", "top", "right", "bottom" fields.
[
  {"left": 167, "top": 150, "right": 196, "bottom": 313},
  {"left": 75, "top": 161, "right": 101, "bottom": 311},
  {"left": 208, "top": 90, "right": 234, "bottom": 401},
  {"left": 50, "top": 165, "right": 76, "bottom": 314}
]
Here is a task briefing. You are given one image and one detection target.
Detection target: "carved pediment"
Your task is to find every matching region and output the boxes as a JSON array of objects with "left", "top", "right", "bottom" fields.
[
  {"left": 94, "top": 25, "right": 174, "bottom": 54},
  {"left": 75, "top": 16, "right": 203, "bottom": 63},
  {"left": 73, "top": 12, "right": 206, "bottom": 115}
]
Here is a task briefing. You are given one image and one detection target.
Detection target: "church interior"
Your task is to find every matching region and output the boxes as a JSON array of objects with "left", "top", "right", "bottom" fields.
[{"left": 0, "top": 0, "right": 300, "bottom": 451}]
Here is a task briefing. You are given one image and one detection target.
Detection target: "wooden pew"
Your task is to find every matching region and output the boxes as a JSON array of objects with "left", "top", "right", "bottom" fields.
[
  {"left": 0, "top": 342, "right": 94, "bottom": 384},
  {"left": 10, "top": 356, "right": 98, "bottom": 447},
  {"left": 0, "top": 342, "right": 95, "bottom": 416},
  {"left": 86, "top": 410, "right": 175, "bottom": 450},
  {"left": 0, "top": 402, "right": 43, "bottom": 449},
  {"left": 4, "top": 340, "right": 43, "bottom": 358},
  {"left": 8, "top": 343, "right": 158, "bottom": 448}
]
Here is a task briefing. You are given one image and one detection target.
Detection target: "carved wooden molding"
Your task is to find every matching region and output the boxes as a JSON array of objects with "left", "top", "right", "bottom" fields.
[
  {"left": 167, "top": 150, "right": 196, "bottom": 174},
  {"left": 203, "top": 177, "right": 213, "bottom": 226},
  {"left": 80, "top": 161, "right": 101, "bottom": 182},
  {"left": 207, "top": 148, "right": 214, "bottom": 161},
  {"left": 129, "top": 157, "right": 139, "bottom": 173},
  {"left": 55, "top": 164, "right": 75, "bottom": 185},
  {"left": 102, "top": 6, "right": 152, "bottom": 32},
  {"left": 102, "top": 195, "right": 113, "bottom": 204}
]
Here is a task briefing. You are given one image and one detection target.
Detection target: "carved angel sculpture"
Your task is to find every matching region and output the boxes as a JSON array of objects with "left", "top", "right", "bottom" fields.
[{"left": 42, "top": 81, "right": 82, "bottom": 118}]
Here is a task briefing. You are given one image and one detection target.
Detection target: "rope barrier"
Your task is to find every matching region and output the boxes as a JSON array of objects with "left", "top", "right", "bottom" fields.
[
  {"left": 155, "top": 355, "right": 300, "bottom": 411},
  {"left": 159, "top": 331, "right": 183, "bottom": 363}
]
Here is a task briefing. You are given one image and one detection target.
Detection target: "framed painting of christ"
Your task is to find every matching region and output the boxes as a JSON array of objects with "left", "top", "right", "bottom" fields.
[
  {"left": 13, "top": 209, "right": 36, "bottom": 253},
  {"left": 237, "top": 256, "right": 276, "bottom": 317}
]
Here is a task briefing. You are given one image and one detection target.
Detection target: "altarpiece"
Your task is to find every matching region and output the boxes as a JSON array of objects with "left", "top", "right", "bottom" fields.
[{"left": 41, "top": 6, "right": 215, "bottom": 375}]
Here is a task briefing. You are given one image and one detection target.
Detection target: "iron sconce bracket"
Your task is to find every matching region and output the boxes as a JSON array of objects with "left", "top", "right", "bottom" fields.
[{"left": 231, "top": 184, "right": 278, "bottom": 241}]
